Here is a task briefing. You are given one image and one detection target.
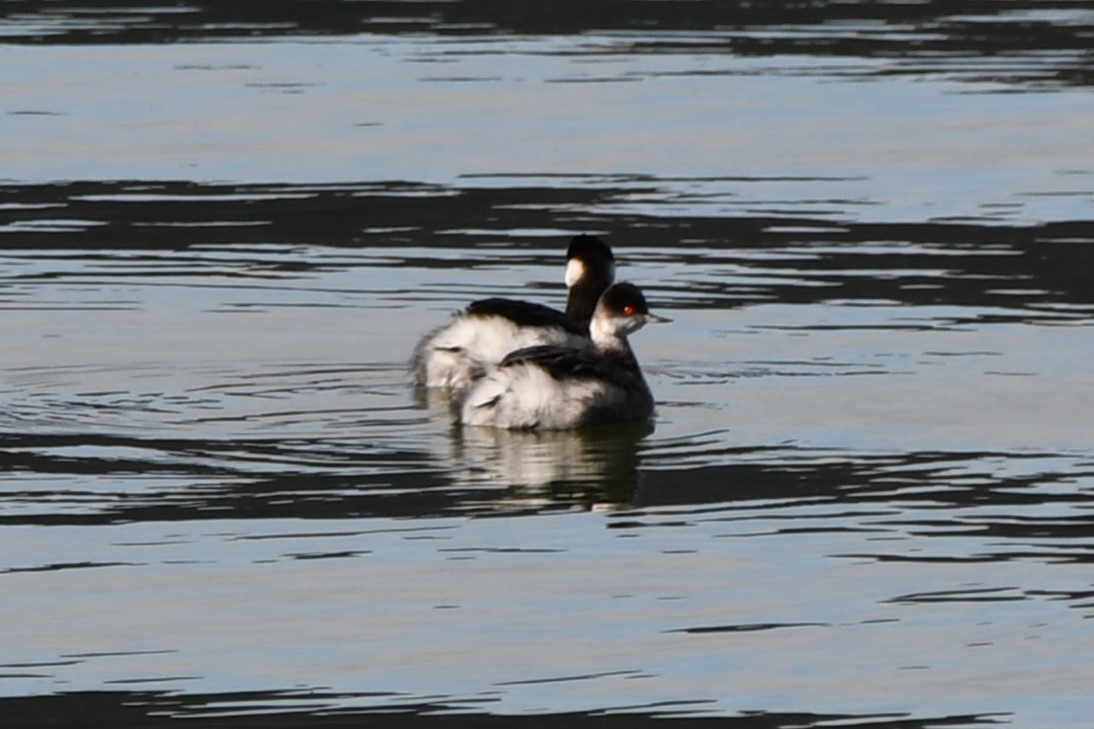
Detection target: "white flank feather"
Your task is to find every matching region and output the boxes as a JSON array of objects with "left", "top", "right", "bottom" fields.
[
  {"left": 414, "top": 314, "right": 588, "bottom": 391},
  {"left": 461, "top": 362, "right": 626, "bottom": 430}
]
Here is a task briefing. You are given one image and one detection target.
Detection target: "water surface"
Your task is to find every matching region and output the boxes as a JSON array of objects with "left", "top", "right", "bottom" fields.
[{"left": 2, "top": 2, "right": 1093, "bottom": 728}]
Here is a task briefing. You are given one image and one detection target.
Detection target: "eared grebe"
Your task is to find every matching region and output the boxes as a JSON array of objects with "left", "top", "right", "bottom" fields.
[
  {"left": 411, "top": 234, "right": 615, "bottom": 392},
  {"left": 459, "top": 282, "right": 668, "bottom": 430}
]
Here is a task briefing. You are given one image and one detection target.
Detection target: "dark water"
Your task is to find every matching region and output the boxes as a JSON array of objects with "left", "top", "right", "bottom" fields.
[{"left": 3, "top": 2, "right": 1094, "bottom": 728}]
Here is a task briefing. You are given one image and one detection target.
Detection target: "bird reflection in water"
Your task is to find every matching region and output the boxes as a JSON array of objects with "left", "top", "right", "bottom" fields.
[{"left": 448, "top": 420, "right": 653, "bottom": 512}]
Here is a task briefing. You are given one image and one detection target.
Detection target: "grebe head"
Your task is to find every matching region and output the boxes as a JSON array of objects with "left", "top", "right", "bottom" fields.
[
  {"left": 590, "top": 282, "right": 670, "bottom": 343},
  {"left": 565, "top": 234, "right": 615, "bottom": 290},
  {"left": 564, "top": 234, "right": 616, "bottom": 325}
]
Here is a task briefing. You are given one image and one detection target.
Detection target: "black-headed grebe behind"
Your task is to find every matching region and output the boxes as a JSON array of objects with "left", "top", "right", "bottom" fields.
[
  {"left": 459, "top": 282, "right": 668, "bottom": 430},
  {"left": 410, "top": 234, "right": 615, "bottom": 392}
]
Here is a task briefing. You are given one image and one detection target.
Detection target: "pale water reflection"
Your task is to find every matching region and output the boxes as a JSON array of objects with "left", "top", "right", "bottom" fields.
[
  {"left": 4, "top": 36, "right": 1094, "bottom": 223},
  {"left": 2, "top": 2, "right": 1094, "bottom": 728}
]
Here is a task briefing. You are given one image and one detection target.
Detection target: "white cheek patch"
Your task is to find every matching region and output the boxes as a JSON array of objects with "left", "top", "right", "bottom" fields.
[{"left": 565, "top": 258, "right": 587, "bottom": 288}]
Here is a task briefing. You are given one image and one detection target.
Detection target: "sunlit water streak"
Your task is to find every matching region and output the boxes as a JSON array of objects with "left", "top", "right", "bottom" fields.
[{"left": 3, "top": 32, "right": 1093, "bottom": 222}]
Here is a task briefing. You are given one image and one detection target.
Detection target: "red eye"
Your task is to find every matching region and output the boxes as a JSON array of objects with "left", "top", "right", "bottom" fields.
[{"left": 623, "top": 305, "right": 635, "bottom": 316}]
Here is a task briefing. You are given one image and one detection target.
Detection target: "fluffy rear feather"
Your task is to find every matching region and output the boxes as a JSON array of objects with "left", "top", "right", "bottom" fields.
[{"left": 412, "top": 315, "right": 589, "bottom": 392}]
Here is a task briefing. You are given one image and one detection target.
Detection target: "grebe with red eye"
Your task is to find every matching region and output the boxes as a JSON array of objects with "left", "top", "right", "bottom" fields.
[
  {"left": 411, "top": 234, "right": 615, "bottom": 393},
  {"left": 458, "top": 282, "right": 669, "bottom": 430}
]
